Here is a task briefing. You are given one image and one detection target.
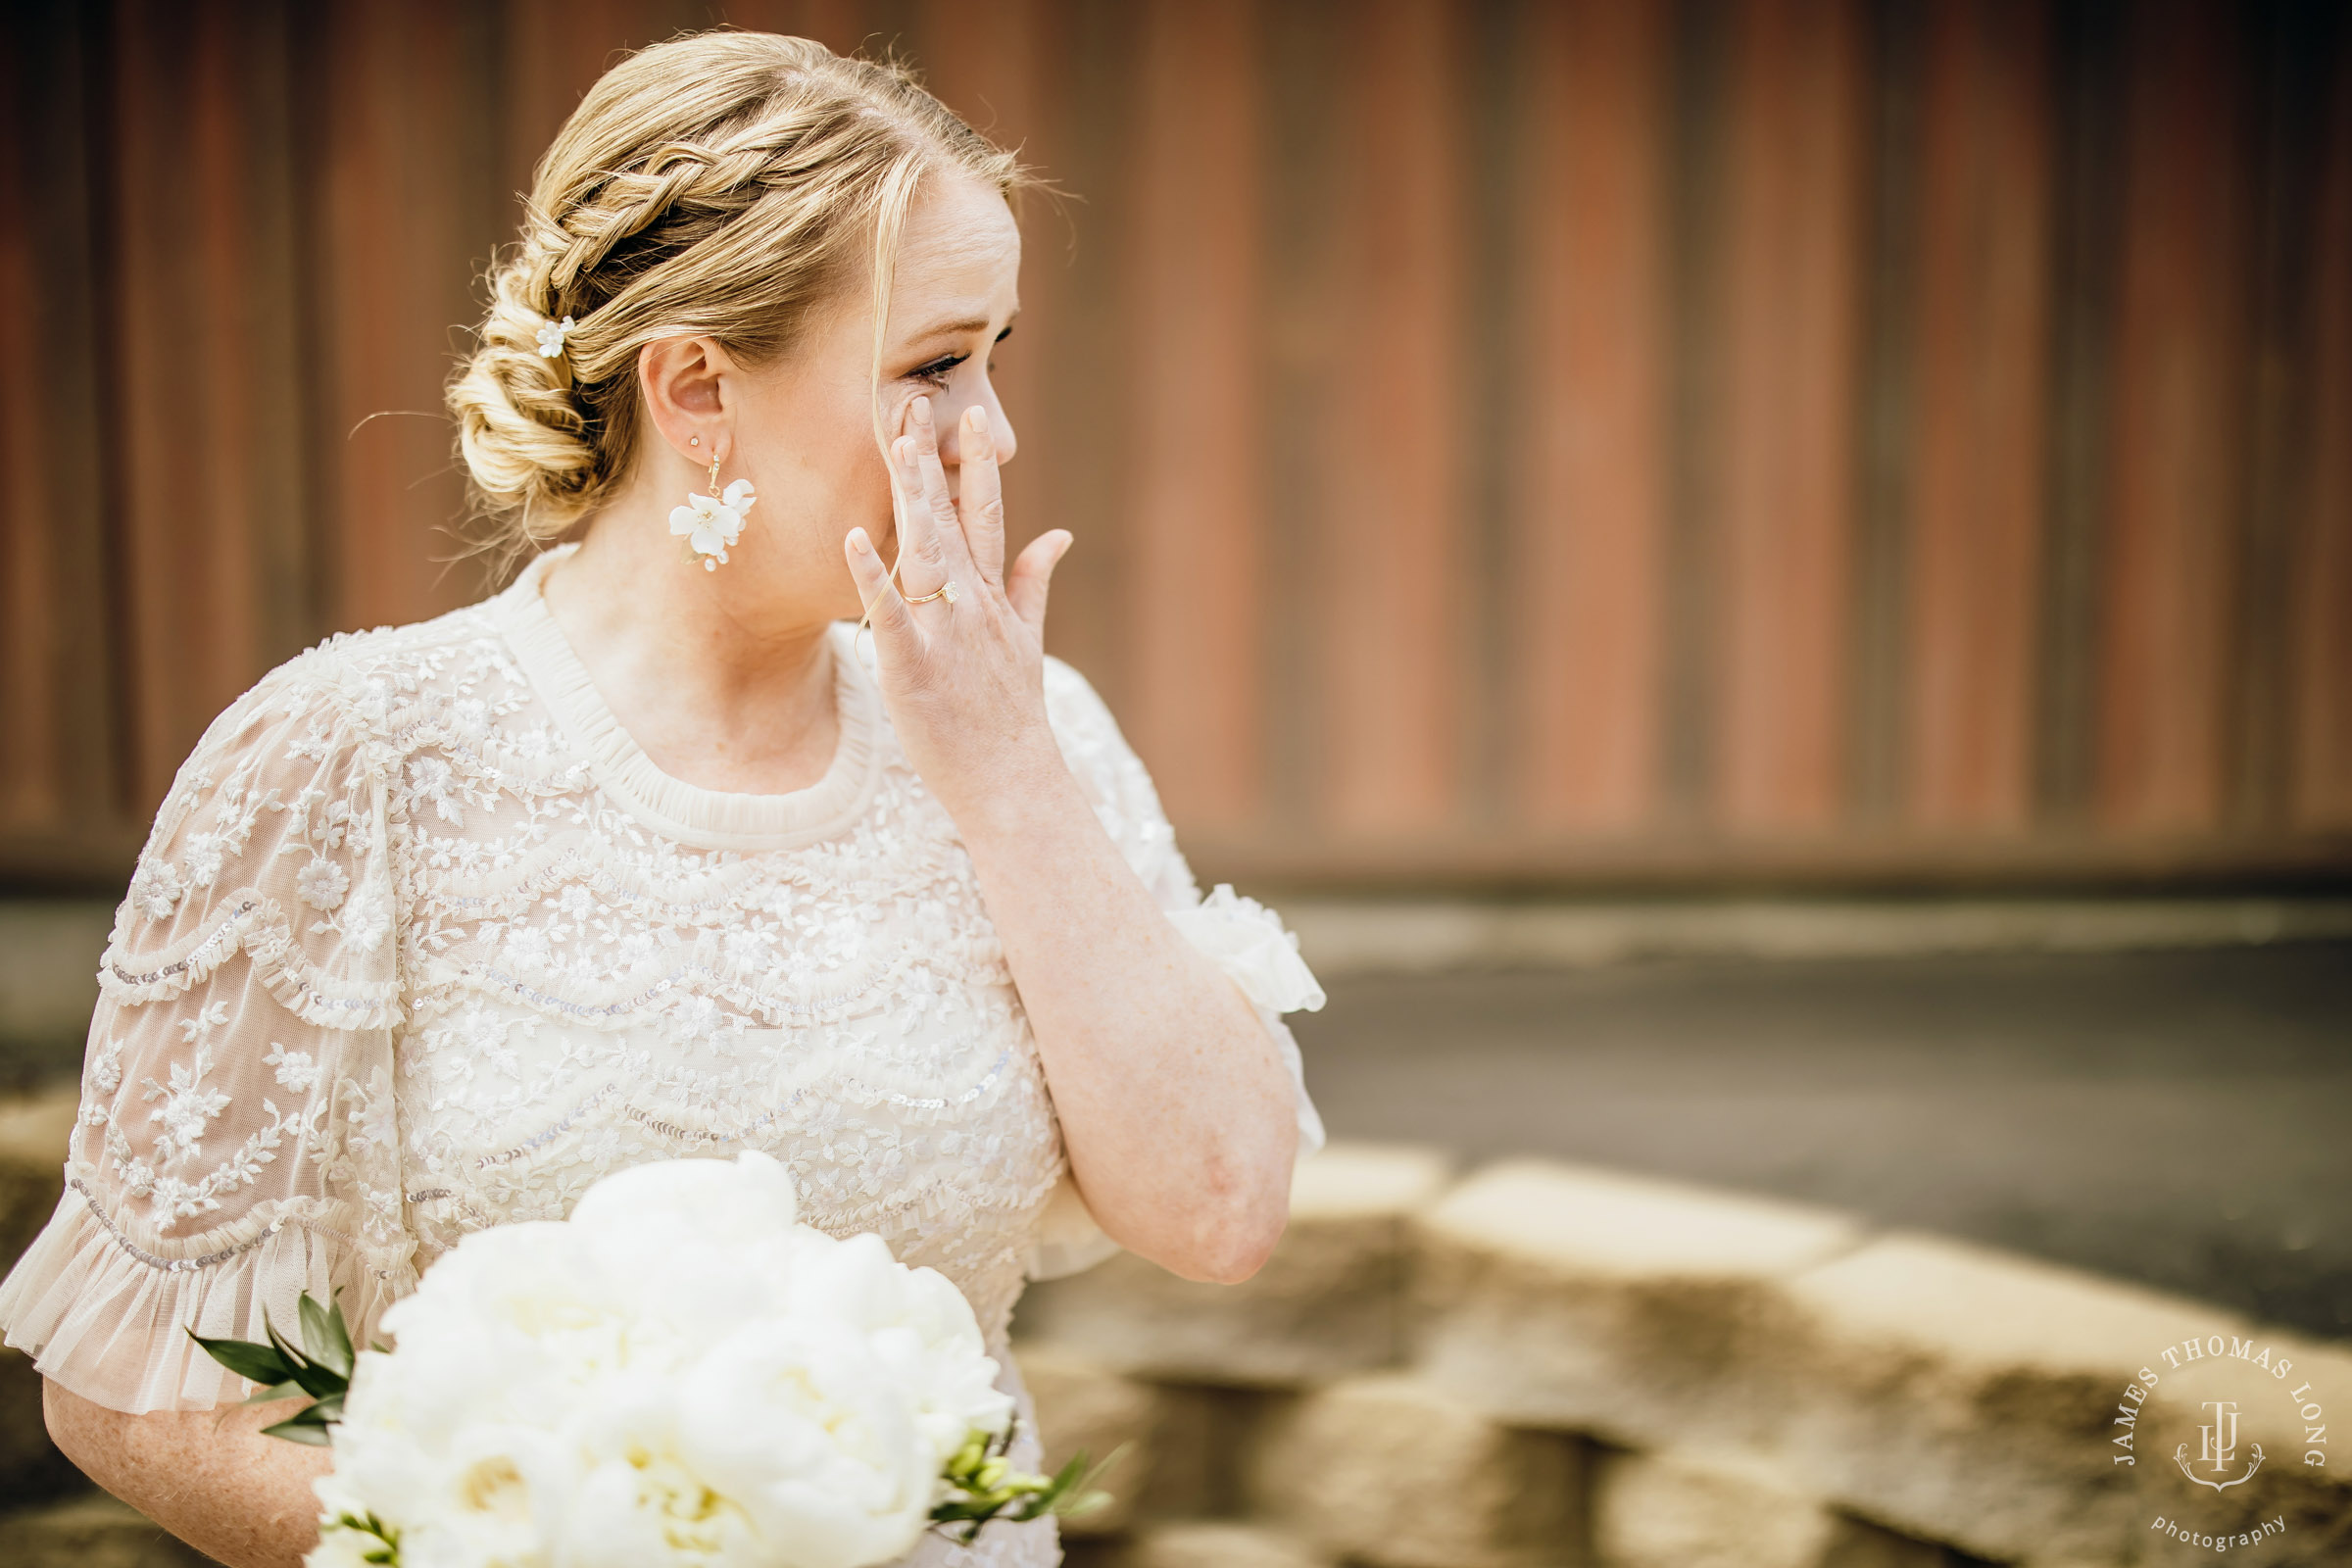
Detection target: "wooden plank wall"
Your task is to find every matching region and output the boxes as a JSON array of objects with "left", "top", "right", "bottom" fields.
[{"left": 4, "top": 0, "right": 2348, "bottom": 892}]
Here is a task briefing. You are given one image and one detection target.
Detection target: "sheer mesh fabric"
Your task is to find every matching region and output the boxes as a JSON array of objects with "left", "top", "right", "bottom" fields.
[{"left": 0, "top": 545, "right": 1325, "bottom": 1568}]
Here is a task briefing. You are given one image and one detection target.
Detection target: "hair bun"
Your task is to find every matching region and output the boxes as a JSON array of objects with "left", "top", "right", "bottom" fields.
[{"left": 449, "top": 263, "right": 598, "bottom": 543}]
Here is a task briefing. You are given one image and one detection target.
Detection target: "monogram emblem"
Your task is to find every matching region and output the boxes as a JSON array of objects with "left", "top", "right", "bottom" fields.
[{"left": 2174, "top": 1398, "right": 2265, "bottom": 1493}]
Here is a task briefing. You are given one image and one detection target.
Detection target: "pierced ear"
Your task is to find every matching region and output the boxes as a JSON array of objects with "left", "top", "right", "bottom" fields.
[{"left": 640, "top": 335, "right": 731, "bottom": 424}]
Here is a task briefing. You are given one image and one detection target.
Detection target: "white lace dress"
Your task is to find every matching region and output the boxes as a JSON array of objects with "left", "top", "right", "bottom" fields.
[{"left": 0, "top": 544, "right": 1328, "bottom": 1568}]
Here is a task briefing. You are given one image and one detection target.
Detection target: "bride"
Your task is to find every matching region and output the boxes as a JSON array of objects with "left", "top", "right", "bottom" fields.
[{"left": 0, "top": 30, "right": 1326, "bottom": 1568}]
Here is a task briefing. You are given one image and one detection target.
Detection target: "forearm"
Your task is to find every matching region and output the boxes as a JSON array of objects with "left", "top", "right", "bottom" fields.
[
  {"left": 958, "top": 758, "right": 1299, "bottom": 1283},
  {"left": 45, "top": 1377, "right": 332, "bottom": 1568}
]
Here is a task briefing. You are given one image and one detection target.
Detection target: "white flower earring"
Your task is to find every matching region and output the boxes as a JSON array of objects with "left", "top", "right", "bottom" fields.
[{"left": 668, "top": 445, "right": 757, "bottom": 571}]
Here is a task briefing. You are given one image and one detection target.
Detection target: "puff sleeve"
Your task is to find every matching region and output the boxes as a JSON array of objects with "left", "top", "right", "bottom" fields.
[
  {"left": 0, "top": 660, "right": 417, "bottom": 1411},
  {"left": 1025, "top": 657, "right": 1328, "bottom": 1281}
]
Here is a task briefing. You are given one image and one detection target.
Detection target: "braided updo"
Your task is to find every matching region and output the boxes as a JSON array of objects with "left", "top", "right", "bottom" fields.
[{"left": 446, "top": 30, "right": 1023, "bottom": 556}]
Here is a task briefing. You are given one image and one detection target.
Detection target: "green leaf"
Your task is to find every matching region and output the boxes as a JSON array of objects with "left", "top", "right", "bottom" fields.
[
  {"left": 331, "top": 1511, "right": 402, "bottom": 1566},
  {"left": 245, "top": 1379, "right": 310, "bottom": 1405},
  {"left": 184, "top": 1300, "right": 357, "bottom": 1445},
  {"left": 260, "top": 1412, "right": 336, "bottom": 1446},
  {"left": 929, "top": 1429, "right": 1127, "bottom": 1544},
  {"left": 298, "top": 1290, "right": 356, "bottom": 1378},
  {"left": 261, "top": 1310, "right": 346, "bottom": 1400},
  {"left": 183, "top": 1327, "right": 295, "bottom": 1389}
]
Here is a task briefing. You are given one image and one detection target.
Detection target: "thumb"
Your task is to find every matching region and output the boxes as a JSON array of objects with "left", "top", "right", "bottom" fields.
[
  {"left": 1005, "top": 529, "right": 1071, "bottom": 629},
  {"left": 845, "top": 527, "right": 915, "bottom": 643}
]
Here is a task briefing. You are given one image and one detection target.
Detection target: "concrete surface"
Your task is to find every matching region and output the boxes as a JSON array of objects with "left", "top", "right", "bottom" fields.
[{"left": 1290, "top": 941, "right": 2352, "bottom": 1340}]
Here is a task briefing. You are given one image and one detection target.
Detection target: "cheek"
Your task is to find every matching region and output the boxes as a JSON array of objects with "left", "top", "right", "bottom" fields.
[{"left": 780, "top": 392, "right": 898, "bottom": 523}]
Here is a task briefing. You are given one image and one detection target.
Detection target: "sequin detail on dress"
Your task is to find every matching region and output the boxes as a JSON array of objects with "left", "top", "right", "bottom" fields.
[{"left": 0, "top": 547, "right": 1327, "bottom": 1568}]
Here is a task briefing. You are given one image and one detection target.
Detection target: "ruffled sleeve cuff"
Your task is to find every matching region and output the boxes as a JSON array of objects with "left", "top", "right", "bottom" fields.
[
  {"left": 1023, "top": 886, "right": 1330, "bottom": 1284},
  {"left": 0, "top": 1184, "right": 417, "bottom": 1414},
  {"left": 1165, "top": 884, "right": 1328, "bottom": 1156}
]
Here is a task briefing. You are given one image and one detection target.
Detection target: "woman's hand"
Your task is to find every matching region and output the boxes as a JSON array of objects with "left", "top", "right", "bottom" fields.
[
  {"left": 842, "top": 395, "right": 1073, "bottom": 832},
  {"left": 841, "top": 395, "right": 1295, "bottom": 1285}
]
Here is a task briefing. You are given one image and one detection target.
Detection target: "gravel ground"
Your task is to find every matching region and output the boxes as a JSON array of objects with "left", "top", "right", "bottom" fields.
[{"left": 1289, "top": 940, "right": 2352, "bottom": 1341}]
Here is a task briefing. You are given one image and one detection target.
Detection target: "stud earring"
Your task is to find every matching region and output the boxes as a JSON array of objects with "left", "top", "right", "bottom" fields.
[{"left": 668, "top": 446, "right": 758, "bottom": 571}]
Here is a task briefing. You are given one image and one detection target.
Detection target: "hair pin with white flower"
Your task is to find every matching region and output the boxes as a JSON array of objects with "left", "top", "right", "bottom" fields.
[{"left": 535, "top": 314, "right": 575, "bottom": 359}]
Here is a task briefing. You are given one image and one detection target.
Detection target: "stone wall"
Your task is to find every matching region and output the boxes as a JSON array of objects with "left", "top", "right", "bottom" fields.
[
  {"left": 0, "top": 1103, "right": 2344, "bottom": 1567},
  {"left": 1013, "top": 1148, "right": 2352, "bottom": 1568}
]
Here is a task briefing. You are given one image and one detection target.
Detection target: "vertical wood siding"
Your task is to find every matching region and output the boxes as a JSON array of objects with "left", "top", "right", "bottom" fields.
[
  {"left": 1512, "top": 0, "right": 1673, "bottom": 835},
  {"left": 4, "top": 0, "right": 2347, "bottom": 889},
  {"left": 1905, "top": 0, "right": 2052, "bottom": 832}
]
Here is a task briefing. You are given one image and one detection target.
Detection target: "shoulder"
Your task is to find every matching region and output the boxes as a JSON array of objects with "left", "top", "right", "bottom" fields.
[
  {"left": 182, "top": 601, "right": 510, "bottom": 775},
  {"left": 133, "top": 601, "right": 509, "bottom": 883}
]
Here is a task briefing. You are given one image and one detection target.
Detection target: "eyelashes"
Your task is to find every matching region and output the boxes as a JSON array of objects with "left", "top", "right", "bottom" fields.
[
  {"left": 904, "top": 342, "right": 1006, "bottom": 392},
  {"left": 907, "top": 354, "right": 965, "bottom": 389}
]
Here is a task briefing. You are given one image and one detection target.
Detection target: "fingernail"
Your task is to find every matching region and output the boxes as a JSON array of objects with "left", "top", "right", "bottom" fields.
[
  {"left": 894, "top": 437, "right": 914, "bottom": 465},
  {"left": 912, "top": 396, "right": 933, "bottom": 424},
  {"left": 966, "top": 406, "right": 988, "bottom": 433},
  {"left": 848, "top": 528, "right": 872, "bottom": 557}
]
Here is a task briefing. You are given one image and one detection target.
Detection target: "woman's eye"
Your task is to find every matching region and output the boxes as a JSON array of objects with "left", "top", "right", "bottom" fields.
[{"left": 909, "top": 355, "right": 964, "bottom": 387}]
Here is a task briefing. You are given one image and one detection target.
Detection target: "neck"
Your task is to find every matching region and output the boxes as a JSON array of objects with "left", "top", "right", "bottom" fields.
[{"left": 537, "top": 487, "right": 843, "bottom": 795}]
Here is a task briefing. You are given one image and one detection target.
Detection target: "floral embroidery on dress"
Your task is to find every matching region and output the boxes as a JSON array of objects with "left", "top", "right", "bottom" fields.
[
  {"left": 0, "top": 547, "right": 1326, "bottom": 1568},
  {"left": 294, "top": 858, "right": 349, "bottom": 911},
  {"left": 264, "top": 1044, "right": 319, "bottom": 1094},
  {"left": 127, "top": 859, "right": 182, "bottom": 920}
]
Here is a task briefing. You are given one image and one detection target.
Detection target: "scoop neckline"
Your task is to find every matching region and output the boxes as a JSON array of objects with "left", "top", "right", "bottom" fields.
[{"left": 488, "top": 543, "right": 882, "bottom": 852}]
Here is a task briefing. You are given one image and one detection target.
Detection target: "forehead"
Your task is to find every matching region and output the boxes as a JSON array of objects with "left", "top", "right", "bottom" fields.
[{"left": 890, "top": 171, "right": 1019, "bottom": 319}]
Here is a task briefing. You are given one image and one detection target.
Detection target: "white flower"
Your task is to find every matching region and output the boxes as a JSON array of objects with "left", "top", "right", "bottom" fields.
[
  {"left": 722, "top": 926, "right": 772, "bottom": 970},
  {"left": 295, "top": 857, "right": 350, "bottom": 911},
  {"left": 128, "top": 858, "right": 183, "bottom": 920},
  {"left": 182, "top": 832, "right": 226, "bottom": 890},
  {"left": 145, "top": 1057, "right": 229, "bottom": 1158},
  {"left": 264, "top": 1043, "right": 319, "bottom": 1094},
  {"left": 339, "top": 883, "right": 392, "bottom": 956},
  {"left": 535, "top": 314, "right": 574, "bottom": 358},
  {"left": 668, "top": 479, "right": 758, "bottom": 569},
  {"left": 314, "top": 1152, "right": 1017, "bottom": 1568},
  {"left": 406, "top": 756, "right": 465, "bottom": 827}
]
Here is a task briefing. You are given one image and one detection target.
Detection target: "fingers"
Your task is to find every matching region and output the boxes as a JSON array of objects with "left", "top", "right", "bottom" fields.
[
  {"left": 904, "top": 398, "right": 977, "bottom": 583},
  {"left": 956, "top": 406, "right": 1006, "bottom": 586},
  {"left": 885, "top": 434, "right": 950, "bottom": 597},
  {"left": 844, "top": 526, "right": 914, "bottom": 640},
  {"left": 1005, "top": 529, "right": 1072, "bottom": 629}
]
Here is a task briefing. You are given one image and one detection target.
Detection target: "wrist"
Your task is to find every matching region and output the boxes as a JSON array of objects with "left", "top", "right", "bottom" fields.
[{"left": 945, "top": 739, "right": 1088, "bottom": 847}]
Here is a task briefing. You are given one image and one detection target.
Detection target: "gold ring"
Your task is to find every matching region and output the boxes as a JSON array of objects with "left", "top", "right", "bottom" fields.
[{"left": 902, "top": 580, "right": 958, "bottom": 606}]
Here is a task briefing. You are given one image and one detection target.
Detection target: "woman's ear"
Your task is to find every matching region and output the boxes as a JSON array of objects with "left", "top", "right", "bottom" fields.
[{"left": 640, "top": 335, "right": 737, "bottom": 454}]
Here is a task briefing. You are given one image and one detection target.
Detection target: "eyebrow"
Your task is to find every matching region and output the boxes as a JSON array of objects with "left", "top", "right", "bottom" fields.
[{"left": 908, "top": 310, "right": 1019, "bottom": 343}]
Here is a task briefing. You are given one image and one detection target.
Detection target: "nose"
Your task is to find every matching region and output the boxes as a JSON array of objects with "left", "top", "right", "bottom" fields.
[
  {"left": 940, "top": 385, "right": 1017, "bottom": 469},
  {"left": 981, "top": 389, "right": 1017, "bottom": 466}
]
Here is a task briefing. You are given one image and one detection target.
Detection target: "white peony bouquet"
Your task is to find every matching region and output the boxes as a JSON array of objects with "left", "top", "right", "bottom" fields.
[{"left": 189, "top": 1152, "right": 1109, "bottom": 1568}]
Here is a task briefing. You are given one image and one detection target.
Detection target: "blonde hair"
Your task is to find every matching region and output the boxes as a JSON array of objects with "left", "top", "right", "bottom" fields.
[{"left": 446, "top": 29, "right": 1023, "bottom": 562}]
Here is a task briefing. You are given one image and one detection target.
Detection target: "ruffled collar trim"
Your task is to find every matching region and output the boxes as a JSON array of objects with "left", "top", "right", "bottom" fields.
[{"left": 488, "top": 544, "right": 881, "bottom": 852}]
